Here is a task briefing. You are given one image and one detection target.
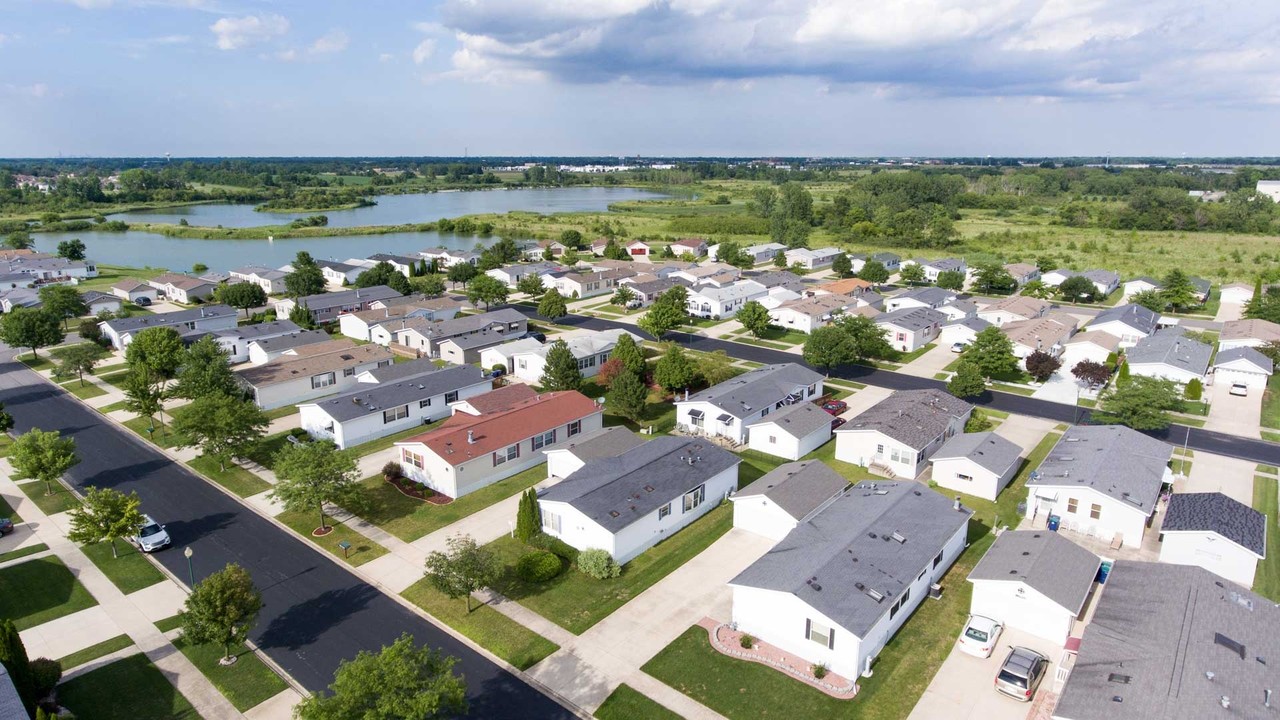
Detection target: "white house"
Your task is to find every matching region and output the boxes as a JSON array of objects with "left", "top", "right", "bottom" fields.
[
  {"left": 81, "top": 290, "right": 121, "bottom": 316},
  {"left": 977, "top": 296, "right": 1051, "bottom": 327},
  {"left": 1220, "top": 282, "right": 1254, "bottom": 305},
  {"left": 669, "top": 263, "right": 740, "bottom": 286},
  {"left": 486, "top": 262, "right": 562, "bottom": 288},
  {"left": 1059, "top": 331, "right": 1120, "bottom": 371},
  {"left": 938, "top": 317, "right": 991, "bottom": 347},
  {"left": 370, "top": 309, "right": 527, "bottom": 358},
  {"left": 100, "top": 304, "right": 238, "bottom": 350},
  {"left": 229, "top": 266, "right": 288, "bottom": 295},
  {"left": 246, "top": 330, "right": 331, "bottom": 365},
  {"left": 338, "top": 298, "right": 465, "bottom": 342},
  {"left": 315, "top": 259, "right": 366, "bottom": 287},
  {"left": 835, "top": 389, "right": 971, "bottom": 479},
  {"left": 1218, "top": 318, "right": 1280, "bottom": 351},
  {"left": 922, "top": 258, "right": 966, "bottom": 283},
  {"left": 537, "top": 437, "right": 739, "bottom": 564},
  {"left": 768, "top": 295, "right": 855, "bottom": 334},
  {"left": 730, "top": 481, "right": 972, "bottom": 681},
  {"left": 731, "top": 460, "right": 850, "bottom": 542},
  {"left": 875, "top": 307, "right": 945, "bottom": 353},
  {"left": 207, "top": 319, "right": 301, "bottom": 363},
  {"left": 1121, "top": 276, "right": 1162, "bottom": 300},
  {"left": 298, "top": 364, "right": 492, "bottom": 450},
  {"left": 1001, "top": 314, "right": 1077, "bottom": 360},
  {"left": 149, "top": 274, "right": 216, "bottom": 304},
  {"left": 236, "top": 340, "right": 395, "bottom": 410},
  {"left": 395, "top": 390, "right": 602, "bottom": 499},
  {"left": 686, "top": 280, "right": 768, "bottom": 319},
  {"left": 675, "top": 363, "right": 825, "bottom": 445},
  {"left": 1125, "top": 327, "right": 1211, "bottom": 385},
  {"left": 870, "top": 252, "right": 900, "bottom": 272},
  {"left": 1212, "top": 346, "right": 1274, "bottom": 390},
  {"left": 1042, "top": 269, "right": 1120, "bottom": 297},
  {"left": 543, "top": 426, "right": 646, "bottom": 480},
  {"left": 741, "top": 243, "right": 787, "bottom": 265},
  {"left": 1003, "top": 263, "right": 1040, "bottom": 285},
  {"left": 510, "top": 329, "right": 640, "bottom": 384},
  {"left": 668, "top": 239, "right": 708, "bottom": 257},
  {"left": 784, "top": 247, "right": 842, "bottom": 270},
  {"left": 274, "top": 286, "right": 403, "bottom": 325},
  {"left": 884, "top": 287, "right": 957, "bottom": 312},
  {"left": 967, "top": 530, "right": 1100, "bottom": 645},
  {"left": 1159, "top": 492, "right": 1265, "bottom": 588},
  {"left": 929, "top": 431, "right": 1022, "bottom": 502},
  {"left": 110, "top": 279, "right": 157, "bottom": 305},
  {"left": 744, "top": 402, "right": 833, "bottom": 460},
  {"left": 625, "top": 240, "right": 652, "bottom": 258},
  {"left": 1025, "top": 425, "right": 1173, "bottom": 548},
  {"left": 418, "top": 247, "right": 479, "bottom": 269},
  {"left": 1085, "top": 303, "right": 1160, "bottom": 347},
  {"left": 552, "top": 268, "right": 636, "bottom": 300},
  {"left": 934, "top": 300, "right": 977, "bottom": 323},
  {"left": 2, "top": 252, "right": 97, "bottom": 283}
]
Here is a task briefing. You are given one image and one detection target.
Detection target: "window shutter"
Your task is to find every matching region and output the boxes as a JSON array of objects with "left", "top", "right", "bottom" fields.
[
  {"left": 804, "top": 619, "right": 811, "bottom": 639},
  {"left": 828, "top": 631, "right": 835, "bottom": 650}
]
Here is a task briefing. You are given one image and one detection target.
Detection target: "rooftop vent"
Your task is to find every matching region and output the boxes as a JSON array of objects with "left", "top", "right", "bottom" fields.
[
  {"left": 467, "top": 430, "right": 476, "bottom": 445},
  {"left": 1216, "top": 633, "right": 1247, "bottom": 660},
  {"left": 865, "top": 588, "right": 885, "bottom": 603},
  {"left": 609, "top": 511, "right": 620, "bottom": 518},
  {"left": 891, "top": 532, "right": 907, "bottom": 544},
  {"left": 1108, "top": 673, "right": 1131, "bottom": 684},
  {"left": 1229, "top": 591, "right": 1255, "bottom": 612}
]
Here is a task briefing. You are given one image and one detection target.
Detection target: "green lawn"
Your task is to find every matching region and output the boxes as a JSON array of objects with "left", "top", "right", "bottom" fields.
[
  {"left": 360, "top": 463, "right": 547, "bottom": 543},
  {"left": 58, "top": 634, "right": 135, "bottom": 670},
  {"left": 0, "top": 434, "right": 12, "bottom": 457},
  {"left": 0, "top": 556, "right": 99, "bottom": 630},
  {"left": 241, "top": 429, "right": 307, "bottom": 470},
  {"left": 154, "top": 614, "right": 184, "bottom": 633},
  {"left": 97, "top": 399, "right": 129, "bottom": 414},
  {"left": 187, "top": 456, "right": 272, "bottom": 497},
  {"left": 122, "top": 416, "right": 188, "bottom": 449},
  {"left": 79, "top": 541, "right": 165, "bottom": 594},
  {"left": 60, "top": 379, "right": 109, "bottom": 400},
  {"left": 16, "top": 478, "right": 82, "bottom": 515},
  {"left": 97, "top": 370, "right": 133, "bottom": 389},
  {"left": 261, "top": 404, "right": 300, "bottom": 421},
  {"left": 889, "top": 343, "right": 937, "bottom": 365},
  {"left": 741, "top": 327, "right": 809, "bottom": 346},
  {"left": 596, "top": 684, "right": 683, "bottom": 720},
  {"left": 59, "top": 654, "right": 200, "bottom": 720},
  {"left": 602, "top": 389, "right": 680, "bottom": 435},
  {"left": 0, "top": 543, "right": 47, "bottom": 564},
  {"left": 94, "top": 362, "right": 128, "bottom": 375},
  {"left": 401, "top": 580, "right": 558, "bottom": 670},
  {"left": 1253, "top": 475, "right": 1280, "bottom": 602},
  {"left": 489, "top": 502, "right": 735, "bottom": 634},
  {"left": 346, "top": 419, "right": 446, "bottom": 457},
  {"left": 0, "top": 493, "right": 22, "bottom": 524},
  {"left": 275, "top": 509, "right": 388, "bottom": 566},
  {"left": 1263, "top": 374, "right": 1280, "bottom": 430},
  {"left": 172, "top": 637, "right": 289, "bottom": 712},
  {"left": 18, "top": 354, "right": 55, "bottom": 372}
]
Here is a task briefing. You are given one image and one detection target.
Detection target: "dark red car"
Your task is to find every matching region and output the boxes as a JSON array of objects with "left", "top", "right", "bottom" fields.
[
  {"left": 820, "top": 400, "right": 847, "bottom": 415},
  {"left": 831, "top": 417, "right": 847, "bottom": 431}
]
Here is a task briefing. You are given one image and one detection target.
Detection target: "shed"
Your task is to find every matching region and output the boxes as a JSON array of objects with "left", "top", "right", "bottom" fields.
[
  {"left": 744, "top": 402, "right": 834, "bottom": 460},
  {"left": 929, "top": 431, "right": 1022, "bottom": 502}
]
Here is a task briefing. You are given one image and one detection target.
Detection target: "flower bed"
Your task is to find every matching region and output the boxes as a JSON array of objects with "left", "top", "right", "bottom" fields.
[
  {"left": 384, "top": 474, "right": 453, "bottom": 506},
  {"left": 701, "top": 618, "right": 857, "bottom": 699}
]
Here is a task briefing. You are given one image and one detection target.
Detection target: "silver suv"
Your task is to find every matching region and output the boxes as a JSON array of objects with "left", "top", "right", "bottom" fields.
[{"left": 994, "top": 646, "right": 1048, "bottom": 702}]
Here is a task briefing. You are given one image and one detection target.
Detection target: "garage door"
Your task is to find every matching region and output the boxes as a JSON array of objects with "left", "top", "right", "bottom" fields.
[{"left": 1217, "top": 367, "right": 1267, "bottom": 389}]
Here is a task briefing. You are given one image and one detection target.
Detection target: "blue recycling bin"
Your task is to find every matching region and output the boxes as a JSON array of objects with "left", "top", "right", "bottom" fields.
[
  {"left": 1097, "top": 561, "right": 1113, "bottom": 584},
  {"left": 1047, "top": 514, "right": 1061, "bottom": 532}
]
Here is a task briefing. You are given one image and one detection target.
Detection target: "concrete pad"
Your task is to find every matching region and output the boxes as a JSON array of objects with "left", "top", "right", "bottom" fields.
[
  {"left": 19, "top": 606, "right": 124, "bottom": 660},
  {"left": 1030, "top": 372, "right": 1081, "bottom": 406},
  {"left": 1205, "top": 381, "right": 1262, "bottom": 439},
  {"left": 838, "top": 385, "right": 893, "bottom": 420},
  {"left": 358, "top": 553, "right": 422, "bottom": 594},
  {"left": 909, "top": 626, "right": 1063, "bottom": 720},
  {"left": 1215, "top": 302, "right": 1245, "bottom": 323},
  {"left": 527, "top": 649, "right": 618, "bottom": 712},
  {"left": 899, "top": 343, "right": 961, "bottom": 379},
  {"left": 1179, "top": 452, "right": 1256, "bottom": 506},
  {"left": 244, "top": 688, "right": 305, "bottom": 720},
  {"left": 244, "top": 491, "right": 289, "bottom": 517},
  {"left": 992, "top": 414, "right": 1057, "bottom": 455},
  {"left": 126, "top": 581, "right": 188, "bottom": 623}
]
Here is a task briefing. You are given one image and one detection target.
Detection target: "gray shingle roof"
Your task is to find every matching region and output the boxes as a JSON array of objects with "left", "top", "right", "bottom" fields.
[
  {"left": 871, "top": 252, "right": 899, "bottom": 263},
  {"left": 748, "top": 270, "right": 806, "bottom": 291},
  {"left": 1090, "top": 303, "right": 1159, "bottom": 335},
  {"left": 932, "top": 431, "right": 1022, "bottom": 476},
  {"left": 362, "top": 357, "right": 444, "bottom": 383},
  {"left": 212, "top": 319, "right": 300, "bottom": 340},
  {"left": 1214, "top": 345, "right": 1274, "bottom": 374},
  {"left": 1082, "top": 269, "right": 1119, "bottom": 287},
  {"left": 1027, "top": 425, "right": 1171, "bottom": 513},
  {"left": 249, "top": 329, "right": 330, "bottom": 353},
  {"left": 678, "top": 363, "right": 825, "bottom": 421},
  {"left": 875, "top": 307, "right": 947, "bottom": 332},
  {"left": 734, "top": 460, "right": 850, "bottom": 522},
  {"left": 1054, "top": 561, "right": 1280, "bottom": 720},
  {"left": 837, "top": 389, "right": 972, "bottom": 450},
  {"left": 104, "top": 304, "right": 237, "bottom": 334},
  {"left": 539, "top": 437, "right": 740, "bottom": 532},
  {"left": 553, "top": 426, "right": 646, "bottom": 464},
  {"left": 745, "top": 402, "right": 833, "bottom": 440},
  {"left": 893, "top": 287, "right": 956, "bottom": 307},
  {"left": 1162, "top": 492, "right": 1266, "bottom": 557},
  {"left": 731, "top": 482, "right": 972, "bottom": 637},
  {"left": 304, "top": 365, "right": 489, "bottom": 422},
  {"left": 1126, "top": 327, "right": 1212, "bottom": 376},
  {"left": 968, "top": 530, "right": 1100, "bottom": 614},
  {"left": 927, "top": 258, "right": 966, "bottom": 272},
  {"left": 297, "top": 285, "right": 402, "bottom": 311},
  {"left": 943, "top": 316, "right": 992, "bottom": 333}
]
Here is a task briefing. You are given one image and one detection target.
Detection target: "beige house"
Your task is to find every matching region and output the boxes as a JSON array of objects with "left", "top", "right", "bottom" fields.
[{"left": 236, "top": 340, "right": 394, "bottom": 410}]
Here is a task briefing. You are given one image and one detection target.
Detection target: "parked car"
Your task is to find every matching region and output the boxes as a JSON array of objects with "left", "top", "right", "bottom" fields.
[
  {"left": 0, "top": 517, "right": 13, "bottom": 536},
  {"left": 129, "top": 515, "right": 171, "bottom": 553},
  {"left": 135, "top": 296, "right": 152, "bottom": 307},
  {"left": 831, "top": 416, "right": 847, "bottom": 431},
  {"left": 820, "top": 400, "right": 847, "bottom": 415},
  {"left": 951, "top": 342, "right": 968, "bottom": 353},
  {"left": 1230, "top": 383, "right": 1249, "bottom": 397},
  {"left": 994, "top": 646, "right": 1048, "bottom": 702},
  {"left": 489, "top": 367, "right": 506, "bottom": 378},
  {"left": 528, "top": 332, "right": 547, "bottom": 343},
  {"left": 958, "top": 615, "right": 1003, "bottom": 658}
]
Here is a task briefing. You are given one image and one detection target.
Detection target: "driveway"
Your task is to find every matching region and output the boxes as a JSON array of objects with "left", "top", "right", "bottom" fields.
[
  {"left": 909, "top": 626, "right": 1063, "bottom": 720},
  {"left": 1177, "top": 451, "right": 1256, "bottom": 505},
  {"left": 1030, "top": 372, "right": 1080, "bottom": 406},
  {"left": 838, "top": 385, "right": 893, "bottom": 419},
  {"left": 993, "top": 414, "right": 1056, "bottom": 455},
  {"left": 1205, "top": 380, "right": 1262, "bottom": 439},
  {"left": 1215, "top": 301, "right": 1245, "bottom": 323},
  {"left": 899, "top": 342, "right": 960, "bottom": 379}
]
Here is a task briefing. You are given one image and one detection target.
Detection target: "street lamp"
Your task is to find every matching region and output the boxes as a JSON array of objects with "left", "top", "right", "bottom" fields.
[{"left": 183, "top": 546, "right": 194, "bottom": 588}]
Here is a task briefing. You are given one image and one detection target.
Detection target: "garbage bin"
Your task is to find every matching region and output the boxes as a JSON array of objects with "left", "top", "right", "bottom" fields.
[
  {"left": 1047, "top": 514, "right": 1061, "bottom": 532},
  {"left": 1097, "top": 561, "right": 1113, "bottom": 584}
]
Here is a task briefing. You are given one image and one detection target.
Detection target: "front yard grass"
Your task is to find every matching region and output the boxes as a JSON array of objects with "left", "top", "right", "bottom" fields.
[
  {"left": 79, "top": 541, "right": 166, "bottom": 594},
  {"left": 97, "top": 399, "right": 129, "bottom": 414},
  {"left": 359, "top": 463, "right": 547, "bottom": 543},
  {"left": 488, "top": 502, "right": 734, "bottom": 634},
  {"left": 57, "top": 634, "right": 136, "bottom": 670},
  {"left": 603, "top": 390, "right": 679, "bottom": 435},
  {"left": 18, "top": 353, "right": 55, "bottom": 372},
  {"left": 746, "top": 326, "right": 810, "bottom": 346},
  {"left": 187, "top": 456, "right": 272, "bottom": 498},
  {"left": 59, "top": 654, "right": 200, "bottom": 720},
  {"left": 0, "top": 556, "right": 99, "bottom": 630},
  {"left": 261, "top": 404, "right": 300, "bottom": 421},
  {"left": 0, "top": 493, "right": 23, "bottom": 523},
  {"left": 888, "top": 342, "right": 937, "bottom": 365},
  {"left": 400, "top": 580, "right": 559, "bottom": 670},
  {"left": 59, "top": 379, "right": 109, "bottom": 400},
  {"left": 0, "top": 543, "right": 47, "bottom": 564},
  {"left": 172, "top": 637, "right": 289, "bottom": 712},
  {"left": 276, "top": 509, "right": 388, "bottom": 566},
  {"left": 240, "top": 429, "right": 307, "bottom": 470},
  {"left": 346, "top": 419, "right": 446, "bottom": 457},
  {"left": 16, "top": 478, "right": 82, "bottom": 515},
  {"left": 596, "top": 683, "right": 683, "bottom": 720},
  {"left": 1263, "top": 373, "right": 1280, "bottom": 430},
  {"left": 122, "top": 416, "right": 188, "bottom": 449},
  {"left": 1253, "top": 475, "right": 1280, "bottom": 602}
]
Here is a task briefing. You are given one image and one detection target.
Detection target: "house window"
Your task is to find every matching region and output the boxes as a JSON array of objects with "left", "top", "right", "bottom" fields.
[
  {"left": 659, "top": 503, "right": 671, "bottom": 520},
  {"left": 1067, "top": 498, "right": 1079, "bottom": 514},
  {"left": 531, "top": 430, "right": 556, "bottom": 451},
  {"left": 1090, "top": 503, "right": 1102, "bottom": 520},
  {"left": 402, "top": 450, "right": 424, "bottom": 469},
  {"left": 383, "top": 405, "right": 409, "bottom": 424},
  {"left": 682, "top": 484, "right": 706, "bottom": 513},
  {"left": 875, "top": 444, "right": 885, "bottom": 456},
  {"left": 377, "top": 360, "right": 392, "bottom": 368},
  {"left": 807, "top": 384, "right": 817, "bottom": 397},
  {"left": 445, "top": 391, "right": 459, "bottom": 403},
  {"left": 311, "top": 372, "right": 336, "bottom": 389},
  {"left": 691, "top": 414, "right": 704, "bottom": 428},
  {"left": 493, "top": 444, "right": 519, "bottom": 466},
  {"left": 761, "top": 406, "right": 770, "bottom": 417},
  {"left": 806, "top": 620, "right": 834, "bottom": 649},
  {"left": 957, "top": 473, "right": 973, "bottom": 482},
  {"left": 420, "top": 398, "right": 432, "bottom": 408},
  {"left": 890, "top": 598, "right": 901, "bottom": 620},
  {"left": 343, "top": 367, "right": 355, "bottom": 377},
  {"left": 933, "top": 551, "right": 943, "bottom": 569},
  {"left": 542, "top": 511, "right": 561, "bottom": 534},
  {"left": 567, "top": 420, "right": 582, "bottom": 437},
  {"left": 769, "top": 435, "right": 777, "bottom": 445}
]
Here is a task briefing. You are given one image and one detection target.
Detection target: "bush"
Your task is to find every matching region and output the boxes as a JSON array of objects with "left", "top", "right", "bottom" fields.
[
  {"left": 29, "top": 657, "right": 62, "bottom": 698},
  {"left": 528, "top": 533, "right": 579, "bottom": 563},
  {"left": 812, "top": 663, "right": 828, "bottom": 680},
  {"left": 577, "top": 548, "right": 621, "bottom": 580},
  {"left": 740, "top": 634, "right": 755, "bottom": 649},
  {"left": 382, "top": 461, "right": 403, "bottom": 479},
  {"left": 515, "top": 551, "right": 564, "bottom": 583},
  {"left": 1185, "top": 377, "right": 1203, "bottom": 401}
]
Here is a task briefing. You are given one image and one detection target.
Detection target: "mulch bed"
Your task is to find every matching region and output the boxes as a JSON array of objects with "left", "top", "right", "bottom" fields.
[{"left": 384, "top": 475, "right": 453, "bottom": 506}]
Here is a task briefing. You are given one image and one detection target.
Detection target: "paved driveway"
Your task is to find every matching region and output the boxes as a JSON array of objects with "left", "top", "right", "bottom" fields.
[
  {"left": 1177, "top": 451, "right": 1257, "bottom": 505},
  {"left": 838, "top": 385, "right": 893, "bottom": 419},
  {"left": 1215, "top": 301, "right": 1245, "bottom": 323},
  {"left": 909, "top": 626, "right": 1063, "bottom": 720},
  {"left": 900, "top": 342, "right": 960, "bottom": 379},
  {"left": 1030, "top": 372, "right": 1080, "bottom": 406},
  {"left": 1205, "top": 381, "right": 1262, "bottom": 439},
  {"left": 993, "top": 414, "right": 1056, "bottom": 455}
]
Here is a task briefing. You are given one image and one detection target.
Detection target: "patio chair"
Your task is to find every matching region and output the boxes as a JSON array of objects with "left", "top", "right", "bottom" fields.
[{"left": 1109, "top": 533, "right": 1123, "bottom": 551}]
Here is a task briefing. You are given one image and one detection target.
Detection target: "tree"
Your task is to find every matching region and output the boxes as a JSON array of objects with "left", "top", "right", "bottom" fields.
[
  {"left": 271, "top": 440, "right": 362, "bottom": 533},
  {"left": 37, "top": 285, "right": 88, "bottom": 329},
  {"left": 1160, "top": 269, "right": 1198, "bottom": 310},
  {"left": 537, "top": 288, "right": 567, "bottom": 321},
  {"left": 51, "top": 342, "right": 107, "bottom": 386},
  {"left": 122, "top": 368, "right": 166, "bottom": 430},
  {"left": 610, "top": 284, "right": 635, "bottom": 307},
  {"left": 1128, "top": 289, "right": 1167, "bottom": 313},
  {"left": 289, "top": 303, "right": 317, "bottom": 329},
  {"left": 803, "top": 325, "right": 854, "bottom": 371},
  {"left": 560, "top": 229, "right": 583, "bottom": 247},
  {"left": 1058, "top": 275, "right": 1097, "bottom": 303},
  {"left": 1257, "top": 340, "right": 1280, "bottom": 366},
  {"left": 294, "top": 633, "right": 467, "bottom": 720},
  {"left": 66, "top": 487, "right": 145, "bottom": 559},
  {"left": 1071, "top": 359, "right": 1111, "bottom": 387},
  {"left": 653, "top": 344, "right": 696, "bottom": 391},
  {"left": 180, "top": 563, "right": 263, "bottom": 665},
  {"left": 610, "top": 333, "right": 646, "bottom": 376},
  {"left": 965, "top": 408, "right": 993, "bottom": 432},
  {"left": 355, "top": 262, "right": 411, "bottom": 294},
  {"left": 1185, "top": 377, "right": 1204, "bottom": 401},
  {"left": 606, "top": 369, "right": 649, "bottom": 423},
  {"left": 736, "top": 300, "right": 772, "bottom": 338},
  {"left": 514, "top": 489, "right": 540, "bottom": 543},
  {"left": 4, "top": 230, "right": 34, "bottom": 250},
  {"left": 0, "top": 307, "right": 62, "bottom": 359},
  {"left": 602, "top": 238, "right": 629, "bottom": 261},
  {"left": 411, "top": 274, "right": 447, "bottom": 297},
  {"left": 1099, "top": 375, "right": 1181, "bottom": 430},
  {"left": 125, "top": 325, "right": 184, "bottom": 381},
  {"left": 0, "top": 402, "right": 12, "bottom": 434},
  {"left": 220, "top": 282, "right": 268, "bottom": 318},
  {"left": 192, "top": 263, "right": 209, "bottom": 274},
  {"left": 446, "top": 263, "right": 477, "bottom": 288},
  {"left": 697, "top": 350, "right": 737, "bottom": 386},
  {"left": 1024, "top": 350, "right": 1062, "bottom": 383},
  {"left": 973, "top": 265, "right": 1017, "bottom": 295},
  {"left": 171, "top": 394, "right": 269, "bottom": 472},
  {"left": 516, "top": 273, "right": 545, "bottom": 297},
  {"left": 935, "top": 269, "right": 966, "bottom": 291},
  {"left": 56, "top": 238, "right": 87, "bottom": 261},
  {"left": 838, "top": 315, "right": 895, "bottom": 361},
  {"left": 539, "top": 340, "right": 582, "bottom": 392},
  {"left": 465, "top": 274, "right": 508, "bottom": 309},
  {"left": 857, "top": 259, "right": 890, "bottom": 284},
  {"left": 1117, "top": 358, "right": 1131, "bottom": 386},
  {"left": 638, "top": 301, "right": 685, "bottom": 339},
  {"left": 898, "top": 263, "right": 926, "bottom": 285},
  {"left": 0, "top": 619, "right": 36, "bottom": 714},
  {"left": 712, "top": 241, "right": 750, "bottom": 268},
  {"left": 423, "top": 534, "right": 500, "bottom": 613},
  {"left": 78, "top": 317, "right": 104, "bottom": 345},
  {"left": 947, "top": 361, "right": 986, "bottom": 398},
  {"left": 1019, "top": 280, "right": 1055, "bottom": 300},
  {"left": 285, "top": 251, "right": 326, "bottom": 297},
  {"left": 831, "top": 253, "right": 853, "bottom": 278},
  {"left": 9, "top": 428, "right": 80, "bottom": 496},
  {"left": 965, "top": 326, "right": 1020, "bottom": 379},
  {"left": 597, "top": 358, "right": 626, "bottom": 388},
  {"left": 171, "top": 336, "right": 238, "bottom": 399},
  {"left": 772, "top": 250, "right": 788, "bottom": 268}
]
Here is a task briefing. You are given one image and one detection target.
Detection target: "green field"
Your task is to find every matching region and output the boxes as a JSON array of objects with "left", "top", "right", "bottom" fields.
[
  {"left": 172, "top": 637, "right": 289, "bottom": 712},
  {"left": 16, "top": 478, "right": 82, "bottom": 515},
  {"left": 79, "top": 541, "right": 166, "bottom": 594},
  {"left": 1253, "top": 475, "right": 1280, "bottom": 602},
  {"left": 400, "top": 580, "right": 559, "bottom": 670},
  {"left": 187, "top": 455, "right": 273, "bottom": 497},
  {"left": 59, "top": 654, "right": 200, "bottom": 720},
  {"left": 57, "top": 634, "right": 136, "bottom": 670},
  {"left": 359, "top": 463, "right": 546, "bottom": 543}
]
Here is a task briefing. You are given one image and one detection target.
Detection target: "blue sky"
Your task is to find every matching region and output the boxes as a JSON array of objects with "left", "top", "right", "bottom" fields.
[{"left": 1, "top": 0, "right": 1278, "bottom": 158}]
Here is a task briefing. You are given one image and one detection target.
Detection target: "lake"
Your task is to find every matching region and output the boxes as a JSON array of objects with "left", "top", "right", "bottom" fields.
[{"left": 35, "top": 187, "right": 668, "bottom": 273}]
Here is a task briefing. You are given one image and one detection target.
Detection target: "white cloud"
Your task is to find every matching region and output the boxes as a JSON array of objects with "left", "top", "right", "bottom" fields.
[
  {"left": 275, "top": 49, "right": 297, "bottom": 62},
  {"left": 412, "top": 38, "right": 437, "bottom": 64},
  {"left": 309, "top": 30, "right": 349, "bottom": 55},
  {"left": 209, "top": 13, "right": 289, "bottom": 51}
]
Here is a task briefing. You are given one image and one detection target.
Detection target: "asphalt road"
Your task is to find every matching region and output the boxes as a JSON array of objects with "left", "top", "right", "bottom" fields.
[
  {"left": 0, "top": 348, "right": 574, "bottom": 719},
  {"left": 525, "top": 308, "right": 1280, "bottom": 466}
]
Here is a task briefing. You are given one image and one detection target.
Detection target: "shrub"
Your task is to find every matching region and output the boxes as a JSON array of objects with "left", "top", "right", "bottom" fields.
[
  {"left": 382, "top": 461, "right": 403, "bottom": 479},
  {"left": 740, "top": 634, "right": 755, "bottom": 649},
  {"left": 528, "top": 533, "right": 579, "bottom": 563},
  {"left": 516, "top": 551, "right": 564, "bottom": 583},
  {"left": 577, "top": 548, "right": 621, "bottom": 580},
  {"left": 29, "top": 657, "right": 62, "bottom": 699},
  {"left": 1184, "top": 377, "right": 1203, "bottom": 401},
  {"left": 812, "top": 663, "right": 828, "bottom": 680}
]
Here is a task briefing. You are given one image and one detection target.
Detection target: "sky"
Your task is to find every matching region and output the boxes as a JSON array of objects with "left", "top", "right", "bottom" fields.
[{"left": 1, "top": 0, "right": 1278, "bottom": 158}]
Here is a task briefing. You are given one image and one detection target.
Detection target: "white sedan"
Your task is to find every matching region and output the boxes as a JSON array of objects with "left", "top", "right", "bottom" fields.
[{"left": 958, "top": 614, "right": 1003, "bottom": 658}]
